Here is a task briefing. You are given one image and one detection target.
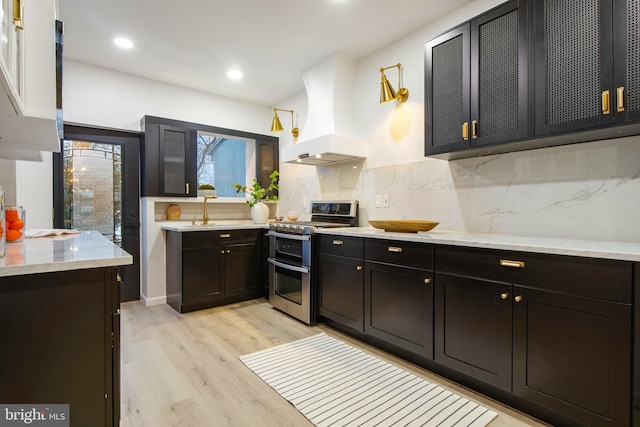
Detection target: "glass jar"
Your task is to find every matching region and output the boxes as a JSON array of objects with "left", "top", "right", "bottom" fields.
[
  {"left": 5, "top": 206, "right": 26, "bottom": 243},
  {"left": 0, "top": 185, "right": 5, "bottom": 258}
]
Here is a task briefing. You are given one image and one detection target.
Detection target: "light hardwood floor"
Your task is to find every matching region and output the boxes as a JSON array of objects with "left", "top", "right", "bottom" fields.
[{"left": 120, "top": 298, "right": 549, "bottom": 426}]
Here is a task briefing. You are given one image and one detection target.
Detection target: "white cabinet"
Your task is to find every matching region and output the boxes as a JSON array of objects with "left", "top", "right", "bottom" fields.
[
  {"left": 0, "top": 0, "right": 24, "bottom": 114},
  {"left": 0, "top": 0, "right": 59, "bottom": 161}
]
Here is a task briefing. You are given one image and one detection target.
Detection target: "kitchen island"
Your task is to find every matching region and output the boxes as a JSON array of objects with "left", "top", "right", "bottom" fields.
[
  {"left": 0, "top": 231, "right": 132, "bottom": 426},
  {"left": 315, "top": 227, "right": 640, "bottom": 427}
]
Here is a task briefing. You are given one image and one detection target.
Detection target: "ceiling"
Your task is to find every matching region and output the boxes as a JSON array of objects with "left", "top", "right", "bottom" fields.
[{"left": 58, "top": 0, "right": 472, "bottom": 106}]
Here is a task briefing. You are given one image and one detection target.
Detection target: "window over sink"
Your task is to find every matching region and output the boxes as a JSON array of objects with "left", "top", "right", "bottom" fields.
[{"left": 196, "top": 131, "right": 255, "bottom": 198}]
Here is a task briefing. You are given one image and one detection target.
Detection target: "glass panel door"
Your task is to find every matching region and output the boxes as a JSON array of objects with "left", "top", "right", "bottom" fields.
[{"left": 62, "top": 140, "right": 122, "bottom": 244}]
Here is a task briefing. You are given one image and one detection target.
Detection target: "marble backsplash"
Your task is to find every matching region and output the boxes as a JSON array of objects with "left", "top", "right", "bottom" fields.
[{"left": 278, "top": 136, "right": 640, "bottom": 243}]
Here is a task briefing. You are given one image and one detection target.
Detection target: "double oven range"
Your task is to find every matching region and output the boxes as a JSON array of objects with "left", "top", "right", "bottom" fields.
[{"left": 268, "top": 200, "right": 359, "bottom": 324}]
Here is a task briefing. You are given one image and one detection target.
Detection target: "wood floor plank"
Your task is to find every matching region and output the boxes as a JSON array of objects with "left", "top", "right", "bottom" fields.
[{"left": 120, "top": 298, "right": 549, "bottom": 427}]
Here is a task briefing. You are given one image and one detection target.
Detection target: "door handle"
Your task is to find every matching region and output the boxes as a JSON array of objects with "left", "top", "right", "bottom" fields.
[
  {"left": 462, "top": 122, "right": 469, "bottom": 140},
  {"left": 602, "top": 90, "right": 610, "bottom": 115},
  {"left": 471, "top": 120, "right": 478, "bottom": 139},
  {"left": 617, "top": 86, "right": 625, "bottom": 112}
]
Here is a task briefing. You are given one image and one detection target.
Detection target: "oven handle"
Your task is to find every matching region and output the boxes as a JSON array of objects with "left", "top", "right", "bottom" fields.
[
  {"left": 268, "top": 258, "right": 310, "bottom": 274},
  {"left": 268, "top": 230, "right": 311, "bottom": 241}
]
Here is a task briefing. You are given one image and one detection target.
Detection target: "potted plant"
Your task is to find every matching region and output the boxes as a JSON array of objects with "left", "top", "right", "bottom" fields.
[
  {"left": 197, "top": 183, "right": 216, "bottom": 197},
  {"left": 231, "top": 171, "right": 279, "bottom": 223}
]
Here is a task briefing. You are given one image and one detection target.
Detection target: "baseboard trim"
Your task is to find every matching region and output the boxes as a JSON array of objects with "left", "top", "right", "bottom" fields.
[{"left": 140, "top": 294, "right": 167, "bottom": 307}]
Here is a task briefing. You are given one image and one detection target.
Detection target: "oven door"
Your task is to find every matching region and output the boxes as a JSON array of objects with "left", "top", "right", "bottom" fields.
[{"left": 268, "top": 258, "right": 312, "bottom": 324}]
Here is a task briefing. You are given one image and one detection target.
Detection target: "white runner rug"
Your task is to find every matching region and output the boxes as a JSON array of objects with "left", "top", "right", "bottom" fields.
[{"left": 240, "top": 333, "right": 498, "bottom": 427}]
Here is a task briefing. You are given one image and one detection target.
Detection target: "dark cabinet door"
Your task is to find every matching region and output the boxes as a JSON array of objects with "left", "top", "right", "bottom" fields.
[
  {"left": 426, "top": 1, "right": 527, "bottom": 155},
  {"left": 425, "top": 24, "right": 470, "bottom": 155},
  {"left": 182, "top": 248, "right": 222, "bottom": 304},
  {"left": 364, "top": 262, "right": 433, "bottom": 358},
  {"left": 318, "top": 253, "right": 364, "bottom": 332},
  {"left": 224, "top": 242, "right": 261, "bottom": 298},
  {"left": 434, "top": 273, "right": 512, "bottom": 392},
  {"left": 470, "top": 0, "right": 528, "bottom": 147},
  {"left": 512, "top": 286, "right": 631, "bottom": 427},
  {"left": 159, "top": 124, "right": 196, "bottom": 196},
  {"left": 533, "top": 0, "right": 614, "bottom": 136},
  {"left": 614, "top": 0, "right": 640, "bottom": 124}
]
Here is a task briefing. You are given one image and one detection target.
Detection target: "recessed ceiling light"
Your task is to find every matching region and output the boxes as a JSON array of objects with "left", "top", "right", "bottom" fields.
[
  {"left": 114, "top": 37, "right": 134, "bottom": 49},
  {"left": 227, "top": 69, "right": 243, "bottom": 80}
]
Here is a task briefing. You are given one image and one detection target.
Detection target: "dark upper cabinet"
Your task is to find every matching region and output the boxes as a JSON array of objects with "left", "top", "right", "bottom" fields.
[
  {"left": 533, "top": 0, "right": 614, "bottom": 135},
  {"left": 426, "top": 0, "right": 640, "bottom": 159},
  {"left": 141, "top": 116, "right": 279, "bottom": 197},
  {"left": 534, "top": 0, "right": 640, "bottom": 135},
  {"left": 425, "top": 0, "right": 528, "bottom": 155},
  {"left": 141, "top": 117, "right": 196, "bottom": 197}
]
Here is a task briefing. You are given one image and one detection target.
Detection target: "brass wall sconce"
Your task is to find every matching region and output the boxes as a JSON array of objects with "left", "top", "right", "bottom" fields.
[
  {"left": 379, "top": 63, "right": 409, "bottom": 103},
  {"left": 270, "top": 108, "right": 299, "bottom": 137}
]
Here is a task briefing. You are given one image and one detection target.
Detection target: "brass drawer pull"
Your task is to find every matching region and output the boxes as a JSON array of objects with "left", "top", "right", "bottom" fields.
[
  {"left": 388, "top": 246, "right": 403, "bottom": 253},
  {"left": 356, "top": 265, "right": 363, "bottom": 271},
  {"left": 471, "top": 120, "right": 478, "bottom": 139},
  {"left": 602, "top": 90, "right": 610, "bottom": 115},
  {"left": 220, "top": 233, "right": 231, "bottom": 238},
  {"left": 500, "top": 259, "right": 525, "bottom": 268},
  {"left": 501, "top": 293, "right": 509, "bottom": 300},
  {"left": 332, "top": 240, "right": 344, "bottom": 246},
  {"left": 424, "top": 278, "right": 431, "bottom": 284},
  {"left": 514, "top": 295, "right": 523, "bottom": 303},
  {"left": 462, "top": 122, "right": 469, "bottom": 140},
  {"left": 186, "top": 183, "right": 190, "bottom": 194},
  {"left": 617, "top": 86, "right": 625, "bottom": 112}
]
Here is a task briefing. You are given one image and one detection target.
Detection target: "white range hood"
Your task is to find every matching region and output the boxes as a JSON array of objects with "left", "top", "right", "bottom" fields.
[{"left": 281, "top": 54, "right": 367, "bottom": 166}]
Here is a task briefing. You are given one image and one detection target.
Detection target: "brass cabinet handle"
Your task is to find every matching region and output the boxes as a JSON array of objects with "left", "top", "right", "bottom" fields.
[
  {"left": 13, "top": 0, "right": 23, "bottom": 29},
  {"left": 501, "top": 293, "right": 509, "bottom": 300},
  {"left": 220, "top": 233, "right": 231, "bottom": 238},
  {"left": 514, "top": 295, "right": 523, "bottom": 303},
  {"left": 424, "top": 278, "right": 431, "bottom": 284},
  {"left": 116, "top": 273, "right": 122, "bottom": 283},
  {"left": 500, "top": 259, "right": 525, "bottom": 268},
  {"left": 462, "top": 122, "right": 469, "bottom": 140},
  {"left": 356, "top": 265, "right": 363, "bottom": 271},
  {"left": 602, "top": 90, "right": 610, "bottom": 115},
  {"left": 186, "top": 183, "right": 190, "bottom": 194},
  {"left": 220, "top": 250, "right": 225, "bottom": 254},
  {"left": 388, "top": 246, "right": 403, "bottom": 253},
  {"left": 226, "top": 249, "right": 231, "bottom": 254},
  {"left": 617, "top": 87, "right": 625, "bottom": 112},
  {"left": 471, "top": 120, "right": 478, "bottom": 139},
  {"left": 332, "top": 240, "right": 344, "bottom": 246}
]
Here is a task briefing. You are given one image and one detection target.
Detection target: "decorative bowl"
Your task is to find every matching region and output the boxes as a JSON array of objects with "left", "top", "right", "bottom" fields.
[
  {"left": 287, "top": 211, "right": 299, "bottom": 221},
  {"left": 368, "top": 220, "right": 439, "bottom": 233}
]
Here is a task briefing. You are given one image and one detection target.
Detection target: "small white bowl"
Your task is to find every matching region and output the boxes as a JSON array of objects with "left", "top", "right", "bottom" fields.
[{"left": 287, "top": 211, "right": 299, "bottom": 221}]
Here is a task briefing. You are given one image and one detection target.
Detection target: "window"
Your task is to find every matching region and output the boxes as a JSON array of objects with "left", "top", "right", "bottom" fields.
[{"left": 196, "top": 131, "right": 255, "bottom": 197}]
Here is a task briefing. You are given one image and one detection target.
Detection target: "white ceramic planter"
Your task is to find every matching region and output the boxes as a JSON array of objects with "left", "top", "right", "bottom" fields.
[{"left": 250, "top": 202, "right": 270, "bottom": 224}]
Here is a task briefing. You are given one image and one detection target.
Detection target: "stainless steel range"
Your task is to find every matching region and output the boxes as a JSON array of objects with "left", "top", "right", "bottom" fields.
[{"left": 268, "top": 200, "right": 358, "bottom": 324}]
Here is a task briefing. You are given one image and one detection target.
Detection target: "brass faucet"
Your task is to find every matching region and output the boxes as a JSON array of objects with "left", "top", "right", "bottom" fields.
[{"left": 202, "top": 195, "right": 217, "bottom": 224}]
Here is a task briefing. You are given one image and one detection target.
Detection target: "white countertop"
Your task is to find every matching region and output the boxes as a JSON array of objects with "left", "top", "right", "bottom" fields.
[
  {"left": 161, "top": 220, "right": 269, "bottom": 232},
  {"left": 0, "top": 230, "right": 133, "bottom": 277},
  {"left": 315, "top": 227, "right": 640, "bottom": 262}
]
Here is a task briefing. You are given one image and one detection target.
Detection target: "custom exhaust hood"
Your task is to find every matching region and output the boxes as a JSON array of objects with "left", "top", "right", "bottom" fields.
[{"left": 281, "top": 54, "right": 367, "bottom": 166}]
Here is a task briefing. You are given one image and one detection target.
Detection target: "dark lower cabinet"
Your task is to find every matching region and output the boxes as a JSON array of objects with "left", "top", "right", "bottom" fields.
[
  {"left": 317, "top": 236, "right": 636, "bottom": 427},
  {"left": 0, "top": 267, "right": 120, "bottom": 426},
  {"left": 317, "top": 235, "right": 365, "bottom": 332},
  {"left": 166, "top": 229, "right": 262, "bottom": 313},
  {"left": 318, "top": 253, "right": 364, "bottom": 331},
  {"left": 512, "top": 286, "right": 631, "bottom": 427},
  {"left": 434, "top": 273, "right": 512, "bottom": 391},
  {"left": 365, "top": 262, "right": 433, "bottom": 358}
]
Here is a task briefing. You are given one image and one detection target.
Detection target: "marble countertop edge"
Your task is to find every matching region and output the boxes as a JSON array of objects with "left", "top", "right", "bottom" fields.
[{"left": 314, "top": 227, "right": 640, "bottom": 262}]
